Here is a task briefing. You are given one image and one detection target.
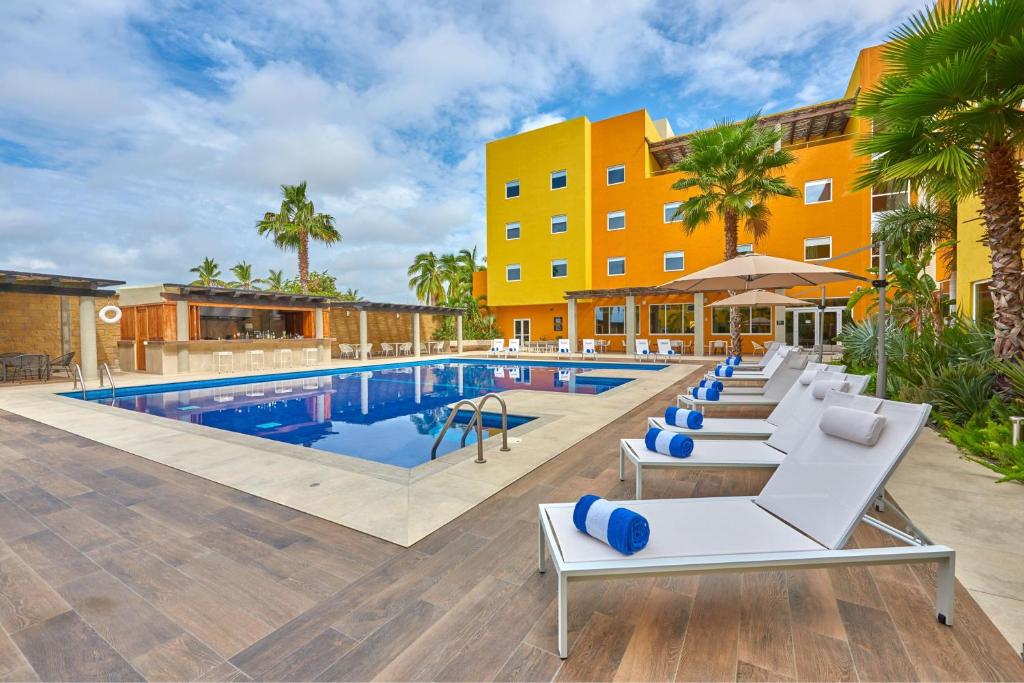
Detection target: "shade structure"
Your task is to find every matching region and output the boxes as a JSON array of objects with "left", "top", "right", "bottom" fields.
[
  {"left": 661, "top": 253, "right": 865, "bottom": 292},
  {"left": 704, "top": 289, "right": 811, "bottom": 308}
]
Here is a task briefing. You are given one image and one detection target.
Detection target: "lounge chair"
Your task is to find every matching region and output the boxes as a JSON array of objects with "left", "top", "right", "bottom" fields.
[
  {"left": 715, "top": 347, "right": 793, "bottom": 383},
  {"left": 538, "top": 393, "right": 953, "bottom": 658},
  {"left": 678, "top": 351, "right": 810, "bottom": 411},
  {"left": 634, "top": 339, "right": 652, "bottom": 362},
  {"left": 506, "top": 339, "right": 521, "bottom": 358},
  {"left": 654, "top": 339, "right": 679, "bottom": 362},
  {"left": 719, "top": 360, "right": 847, "bottom": 395},
  {"left": 580, "top": 339, "right": 598, "bottom": 360},
  {"left": 556, "top": 339, "right": 572, "bottom": 359},
  {"left": 650, "top": 364, "right": 851, "bottom": 438},
  {"left": 624, "top": 373, "right": 870, "bottom": 497},
  {"left": 488, "top": 339, "right": 505, "bottom": 357},
  {"left": 737, "top": 340, "right": 783, "bottom": 367}
]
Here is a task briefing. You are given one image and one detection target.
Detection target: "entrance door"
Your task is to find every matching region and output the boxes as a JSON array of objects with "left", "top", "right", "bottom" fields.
[
  {"left": 793, "top": 311, "right": 816, "bottom": 347},
  {"left": 513, "top": 319, "right": 531, "bottom": 344},
  {"left": 790, "top": 308, "right": 844, "bottom": 347}
]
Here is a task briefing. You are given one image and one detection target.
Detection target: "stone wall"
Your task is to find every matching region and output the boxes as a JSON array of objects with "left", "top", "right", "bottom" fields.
[
  {"left": 327, "top": 310, "right": 443, "bottom": 357},
  {"left": 0, "top": 292, "right": 120, "bottom": 369}
]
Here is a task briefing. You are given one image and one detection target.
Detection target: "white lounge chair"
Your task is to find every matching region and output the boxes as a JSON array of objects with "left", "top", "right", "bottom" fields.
[
  {"left": 488, "top": 339, "right": 505, "bottom": 357},
  {"left": 624, "top": 373, "right": 871, "bottom": 498},
  {"left": 634, "top": 339, "right": 652, "bottom": 362},
  {"left": 654, "top": 339, "right": 679, "bottom": 362},
  {"left": 650, "top": 364, "right": 855, "bottom": 439},
  {"left": 718, "top": 346, "right": 793, "bottom": 381},
  {"left": 580, "top": 339, "right": 598, "bottom": 360},
  {"left": 679, "top": 351, "right": 810, "bottom": 411},
  {"left": 718, "top": 361, "right": 847, "bottom": 395},
  {"left": 556, "top": 339, "right": 572, "bottom": 359},
  {"left": 736, "top": 341, "right": 784, "bottom": 368},
  {"left": 538, "top": 393, "right": 953, "bottom": 659},
  {"left": 506, "top": 339, "right": 521, "bottom": 358}
]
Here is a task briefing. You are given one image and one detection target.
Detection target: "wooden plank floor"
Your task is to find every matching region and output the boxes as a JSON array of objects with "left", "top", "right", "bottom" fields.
[{"left": 0, "top": 367, "right": 1022, "bottom": 682}]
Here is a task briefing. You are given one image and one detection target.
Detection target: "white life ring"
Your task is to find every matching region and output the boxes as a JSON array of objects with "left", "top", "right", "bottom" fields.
[{"left": 98, "top": 305, "right": 122, "bottom": 324}]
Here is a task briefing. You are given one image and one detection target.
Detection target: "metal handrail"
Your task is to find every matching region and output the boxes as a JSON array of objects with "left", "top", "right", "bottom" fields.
[
  {"left": 71, "top": 363, "right": 86, "bottom": 399},
  {"left": 431, "top": 399, "right": 486, "bottom": 463},
  {"left": 100, "top": 363, "right": 116, "bottom": 400},
  {"left": 471, "top": 393, "right": 511, "bottom": 452}
]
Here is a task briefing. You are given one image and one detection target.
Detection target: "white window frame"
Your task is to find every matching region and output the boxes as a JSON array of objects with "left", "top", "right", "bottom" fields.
[
  {"left": 804, "top": 236, "right": 832, "bottom": 261},
  {"left": 505, "top": 264, "right": 521, "bottom": 282},
  {"left": 711, "top": 305, "right": 773, "bottom": 335},
  {"left": 972, "top": 279, "right": 993, "bottom": 322},
  {"left": 551, "top": 259, "right": 568, "bottom": 279},
  {"left": 505, "top": 221, "right": 520, "bottom": 240},
  {"left": 505, "top": 179, "right": 520, "bottom": 199},
  {"left": 607, "top": 210, "right": 626, "bottom": 231},
  {"left": 664, "top": 201, "right": 683, "bottom": 223},
  {"left": 550, "top": 169, "right": 567, "bottom": 191},
  {"left": 607, "top": 164, "right": 625, "bottom": 186},
  {"left": 804, "top": 178, "right": 833, "bottom": 205},
  {"left": 871, "top": 180, "right": 910, "bottom": 214},
  {"left": 550, "top": 214, "right": 568, "bottom": 234},
  {"left": 663, "top": 250, "right": 685, "bottom": 272},
  {"left": 737, "top": 243, "right": 753, "bottom": 254},
  {"left": 594, "top": 305, "right": 639, "bottom": 336},
  {"left": 607, "top": 256, "right": 626, "bottom": 277},
  {"left": 649, "top": 303, "right": 696, "bottom": 335}
]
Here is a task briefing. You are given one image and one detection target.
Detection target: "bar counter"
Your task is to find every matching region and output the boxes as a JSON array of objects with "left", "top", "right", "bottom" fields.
[{"left": 118, "top": 337, "right": 336, "bottom": 375}]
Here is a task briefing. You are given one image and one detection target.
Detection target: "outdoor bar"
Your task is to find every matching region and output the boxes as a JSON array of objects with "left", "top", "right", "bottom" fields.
[{"left": 116, "top": 284, "right": 334, "bottom": 375}]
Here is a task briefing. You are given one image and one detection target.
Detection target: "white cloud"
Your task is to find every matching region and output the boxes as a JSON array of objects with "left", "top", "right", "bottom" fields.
[{"left": 518, "top": 113, "right": 566, "bottom": 134}]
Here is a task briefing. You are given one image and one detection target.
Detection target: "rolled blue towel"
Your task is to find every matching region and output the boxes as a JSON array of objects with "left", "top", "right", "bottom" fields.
[
  {"left": 665, "top": 406, "right": 703, "bottom": 429},
  {"left": 698, "top": 379, "right": 724, "bottom": 392},
  {"left": 726, "top": 355, "right": 743, "bottom": 366},
  {"left": 691, "top": 386, "right": 720, "bottom": 401},
  {"left": 573, "top": 494, "right": 649, "bottom": 555},
  {"left": 644, "top": 427, "right": 694, "bottom": 457},
  {"left": 714, "top": 365, "right": 733, "bottom": 377}
]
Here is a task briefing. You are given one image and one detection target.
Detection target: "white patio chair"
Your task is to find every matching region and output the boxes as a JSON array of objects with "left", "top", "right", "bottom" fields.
[
  {"left": 506, "top": 339, "right": 521, "bottom": 358},
  {"left": 399, "top": 342, "right": 413, "bottom": 356},
  {"left": 678, "top": 351, "right": 812, "bottom": 411},
  {"left": 380, "top": 342, "right": 394, "bottom": 357},
  {"left": 634, "top": 339, "right": 652, "bottom": 362},
  {"left": 556, "top": 339, "right": 572, "bottom": 359},
  {"left": 654, "top": 339, "right": 678, "bottom": 362},
  {"left": 580, "top": 339, "right": 598, "bottom": 360},
  {"left": 538, "top": 394, "right": 953, "bottom": 659},
  {"left": 339, "top": 343, "right": 356, "bottom": 359},
  {"left": 707, "top": 339, "right": 728, "bottom": 355},
  {"left": 488, "top": 339, "right": 505, "bottom": 357}
]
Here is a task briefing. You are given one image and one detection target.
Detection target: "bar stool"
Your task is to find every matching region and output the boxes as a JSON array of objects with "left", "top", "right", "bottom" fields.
[
  {"left": 274, "top": 349, "right": 292, "bottom": 368},
  {"left": 303, "top": 348, "right": 319, "bottom": 366},
  {"left": 213, "top": 351, "right": 233, "bottom": 373},
  {"left": 245, "top": 349, "right": 265, "bottom": 371}
]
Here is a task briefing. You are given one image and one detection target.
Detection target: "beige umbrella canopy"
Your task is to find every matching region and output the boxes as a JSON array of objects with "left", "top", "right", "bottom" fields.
[
  {"left": 661, "top": 253, "right": 865, "bottom": 292},
  {"left": 704, "top": 289, "right": 812, "bottom": 308}
]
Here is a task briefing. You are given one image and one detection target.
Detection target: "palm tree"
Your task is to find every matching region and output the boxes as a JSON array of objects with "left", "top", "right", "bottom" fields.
[
  {"left": 873, "top": 200, "right": 957, "bottom": 273},
  {"left": 408, "top": 251, "right": 445, "bottom": 305},
  {"left": 258, "top": 269, "right": 286, "bottom": 291},
  {"left": 853, "top": 1, "right": 1024, "bottom": 359},
  {"left": 189, "top": 257, "right": 223, "bottom": 287},
  {"left": 257, "top": 181, "right": 341, "bottom": 293},
  {"left": 229, "top": 261, "right": 257, "bottom": 289},
  {"left": 339, "top": 288, "right": 363, "bottom": 301},
  {"left": 669, "top": 115, "right": 798, "bottom": 353},
  {"left": 438, "top": 252, "right": 465, "bottom": 303}
]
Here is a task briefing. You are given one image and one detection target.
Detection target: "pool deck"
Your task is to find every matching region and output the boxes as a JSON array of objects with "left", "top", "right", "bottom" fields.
[
  {"left": 0, "top": 362, "right": 1021, "bottom": 681},
  {"left": 0, "top": 354, "right": 697, "bottom": 546}
]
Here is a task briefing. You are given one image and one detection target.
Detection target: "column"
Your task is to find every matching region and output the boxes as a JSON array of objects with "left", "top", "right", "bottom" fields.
[
  {"left": 78, "top": 297, "right": 98, "bottom": 380},
  {"left": 693, "top": 292, "right": 705, "bottom": 356},
  {"left": 625, "top": 295, "right": 636, "bottom": 356},
  {"left": 358, "top": 310, "right": 368, "bottom": 361},
  {"left": 314, "top": 307, "right": 326, "bottom": 362},
  {"left": 175, "top": 300, "right": 190, "bottom": 373},
  {"left": 412, "top": 313, "right": 421, "bottom": 357},
  {"left": 567, "top": 299, "right": 578, "bottom": 352},
  {"left": 456, "top": 315, "right": 464, "bottom": 354},
  {"left": 774, "top": 289, "right": 787, "bottom": 343}
]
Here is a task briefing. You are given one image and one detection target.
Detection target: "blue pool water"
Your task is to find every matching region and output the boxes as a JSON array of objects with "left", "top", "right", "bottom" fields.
[{"left": 75, "top": 359, "right": 662, "bottom": 468}]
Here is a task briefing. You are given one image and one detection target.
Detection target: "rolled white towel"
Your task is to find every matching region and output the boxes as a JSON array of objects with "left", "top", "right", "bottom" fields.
[
  {"left": 811, "top": 379, "right": 849, "bottom": 399},
  {"left": 819, "top": 405, "right": 886, "bottom": 446}
]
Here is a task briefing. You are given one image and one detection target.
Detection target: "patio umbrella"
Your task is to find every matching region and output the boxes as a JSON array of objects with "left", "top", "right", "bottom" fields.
[{"left": 702, "top": 289, "right": 811, "bottom": 308}]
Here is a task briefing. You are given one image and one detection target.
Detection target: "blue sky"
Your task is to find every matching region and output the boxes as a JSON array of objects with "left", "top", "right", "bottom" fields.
[{"left": 0, "top": 0, "right": 923, "bottom": 301}]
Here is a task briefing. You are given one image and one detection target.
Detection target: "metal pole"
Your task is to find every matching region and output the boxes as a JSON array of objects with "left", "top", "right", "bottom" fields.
[
  {"left": 817, "top": 285, "right": 825, "bottom": 363},
  {"left": 876, "top": 242, "right": 887, "bottom": 399}
]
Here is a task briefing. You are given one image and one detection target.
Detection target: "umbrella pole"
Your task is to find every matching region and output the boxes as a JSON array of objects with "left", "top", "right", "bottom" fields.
[
  {"left": 875, "top": 243, "right": 887, "bottom": 399},
  {"left": 817, "top": 286, "right": 825, "bottom": 363}
]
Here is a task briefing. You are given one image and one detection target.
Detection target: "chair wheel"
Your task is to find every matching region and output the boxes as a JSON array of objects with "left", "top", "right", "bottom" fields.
[{"left": 937, "top": 613, "right": 947, "bottom": 625}]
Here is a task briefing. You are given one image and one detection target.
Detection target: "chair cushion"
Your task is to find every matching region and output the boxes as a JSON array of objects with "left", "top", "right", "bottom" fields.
[{"left": 819, "top": 405, "right": 886, "bottom": 446}]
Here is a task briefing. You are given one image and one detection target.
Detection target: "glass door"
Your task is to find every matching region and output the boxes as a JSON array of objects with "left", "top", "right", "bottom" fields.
[
  {"left": 793, "top": 311, "right": 817, "bottom": 347},
  {"left": 513, "top": 319, "right": 531, "bottom": 344},
  {"left": 790, "top": 308, "right": 844, "bottom": 347}
]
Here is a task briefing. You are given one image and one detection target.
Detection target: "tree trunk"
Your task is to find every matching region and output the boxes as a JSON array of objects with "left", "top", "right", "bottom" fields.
[
  {"left": 724, "top": 210, "right": 742, "bottom": 355},
  {"left": 981, "top": 141, "right": 1024, "bottom": 360},
  {"left": 298, "top": 230, "right": 310, "bottom": 294}
]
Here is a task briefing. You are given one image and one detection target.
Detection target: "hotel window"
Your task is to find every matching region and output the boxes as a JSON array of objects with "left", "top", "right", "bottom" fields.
[
  {"left": 664, "top": 250, "right": 684, "bottom": 272},
  {"left": 551, "top": 169, "right": 567, "bottom": 190},
  {"left": 607, "top": 164, "right": 625, "bottom": 185},
  {"left": 595, "top": 306, "right": 640, "bottom": 335},
  {"left": 551, "top": 259, "right": 568, "bottom": 278},
  {"left": 551, "top": 214, "right": 567, "bottom": 234},
  {"left": 737, "top": 243, "right": 753, "bottom": 254},
  {"left": 804, "top": 236, "right": 832, "bottom": 261},
  {"left": 804, "top": 178, "right": 832, "bottom": 204},
  {"left": 506, "top": 264, "right": 521, "bottom": 281},
  {"left": 607, "top": 257, "right": 626, "bottom": 276},
  {"left": 505, "top": 180, "right": 519, "bottom": 199},
  {"left": 649, "top": 303, "right": 695, "bottom": 334},
  {"left": 973, "top": 280, "right": 994, "bottom": 325},
  {"left": 505, "top": 222, "right": 520, "bottom": 240},
  {"left": 607, "top": 210, "right": 626, "bottom": 231},
  {"left": 553, "top": 316, "right": 564, "bottom": 332},
  {"left": 664, "top": 201, "right": 683, "bottom": 223},
  {"left": 712, "top": 305, "right": 772, "bottom": 334},
  {"left": 871, "top": 180, "right": 910, "bottom": 213}
]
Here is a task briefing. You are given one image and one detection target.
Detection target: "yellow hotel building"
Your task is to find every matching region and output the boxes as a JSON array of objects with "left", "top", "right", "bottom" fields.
[{"left": 474, "top": 45, "right": 952, "bottom": 354}]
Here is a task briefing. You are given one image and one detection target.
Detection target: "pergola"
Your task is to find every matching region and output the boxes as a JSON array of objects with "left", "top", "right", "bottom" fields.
[
  {"left": 0, "top": 269, "right": 125, "bottom": 380},
  {"left": 329, "top": 301, "right": 466, "bottom": 361}
]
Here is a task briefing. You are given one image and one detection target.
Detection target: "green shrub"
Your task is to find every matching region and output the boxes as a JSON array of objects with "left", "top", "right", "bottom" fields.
[
  {"left": 926, "top": 362, "right": 995, "bottom": 424},
  {"left": 945, "top": 398, "right": 1024, "bottom": 483}
]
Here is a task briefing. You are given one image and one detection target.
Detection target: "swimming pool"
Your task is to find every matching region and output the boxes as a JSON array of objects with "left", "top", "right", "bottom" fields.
[{"left": 73, "top": 359, "right": 663, "bottom": 468}]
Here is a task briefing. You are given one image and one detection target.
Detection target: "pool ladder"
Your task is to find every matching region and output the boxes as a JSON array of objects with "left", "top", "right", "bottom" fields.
[
  {"left": 430, "top": 393, "right": 512, "bottom": 464},
  {"left": 71, "top": 362, "right": 116, "bottom": 400}
]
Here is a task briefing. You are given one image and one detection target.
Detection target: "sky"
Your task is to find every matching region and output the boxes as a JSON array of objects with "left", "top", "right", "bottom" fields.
[{"left": 0, "top": 0, "right": 924, "bottom": 302}]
